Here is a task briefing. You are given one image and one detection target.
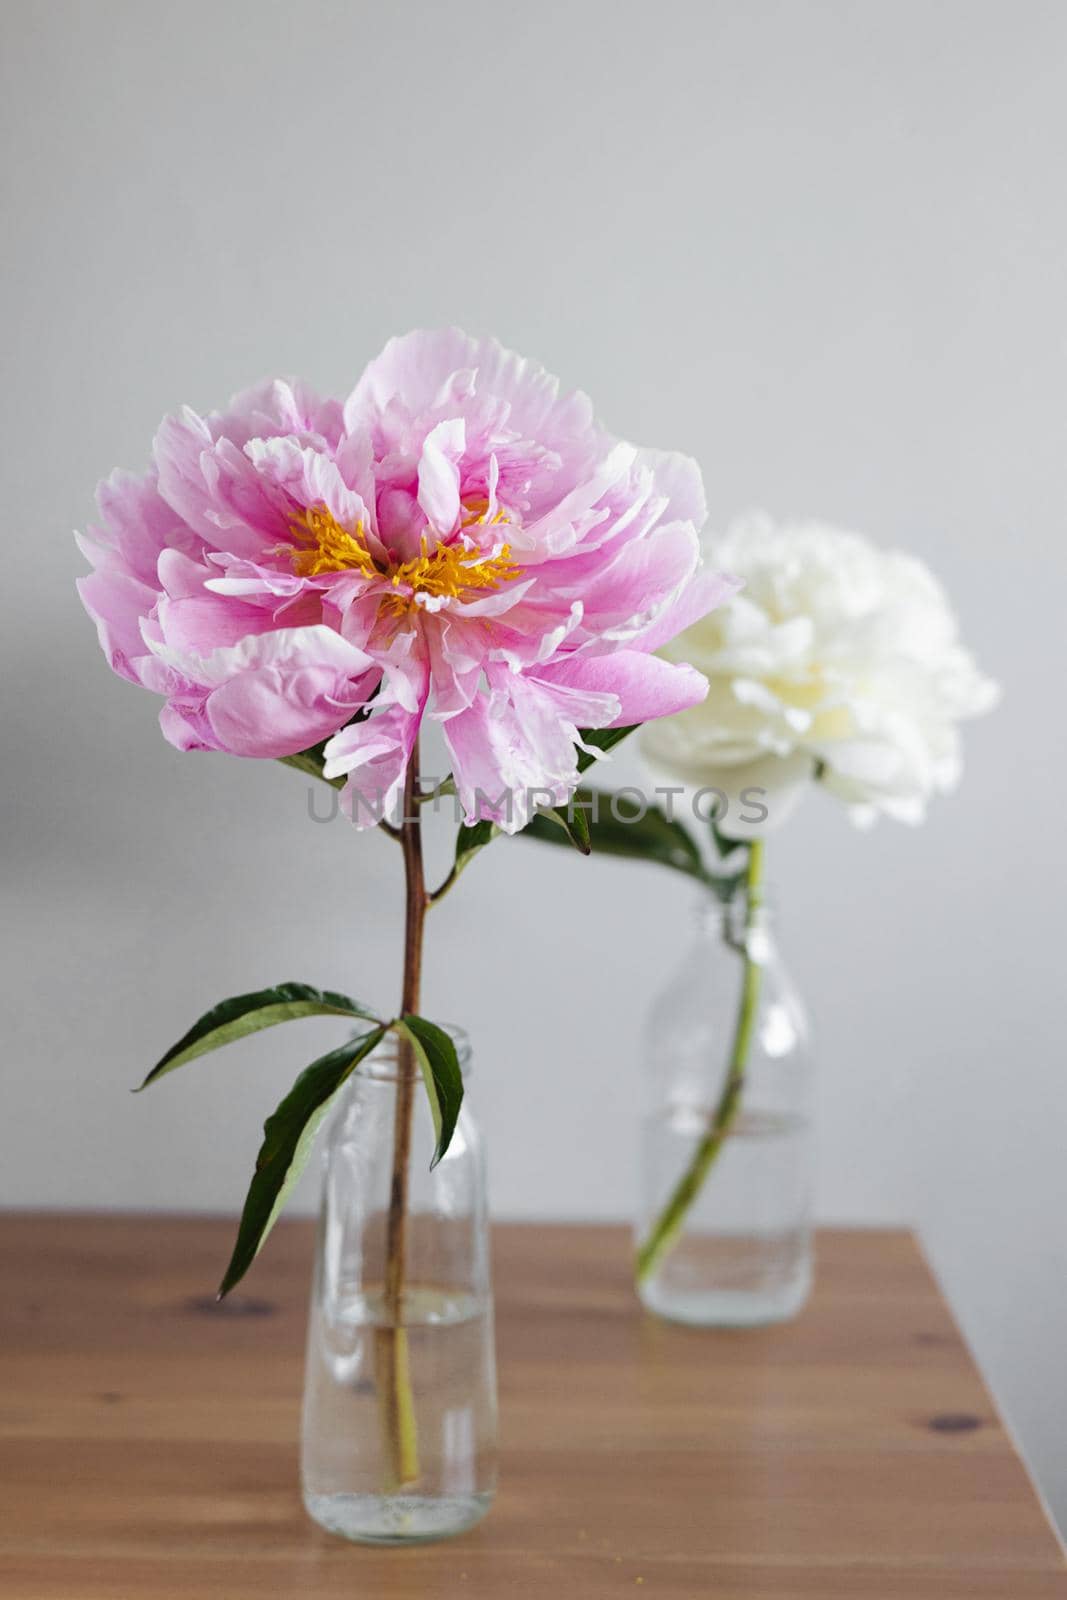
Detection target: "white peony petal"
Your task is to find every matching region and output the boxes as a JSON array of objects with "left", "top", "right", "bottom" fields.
[{"left": 641, "top": 512, "right": 997, "bottom": 830}]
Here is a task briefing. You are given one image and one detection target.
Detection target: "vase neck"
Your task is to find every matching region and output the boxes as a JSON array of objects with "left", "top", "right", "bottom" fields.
[{"left": 697, "top": 886, "right": 775, "bottom": 945}]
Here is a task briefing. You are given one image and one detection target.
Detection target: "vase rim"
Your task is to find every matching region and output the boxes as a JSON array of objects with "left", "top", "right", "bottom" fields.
[
  {"left": 352, "top": 1022, "right": 472, "bottom": 1080},
  {"left": 695, "top": 882, "right": 776, "bottom": 926}
]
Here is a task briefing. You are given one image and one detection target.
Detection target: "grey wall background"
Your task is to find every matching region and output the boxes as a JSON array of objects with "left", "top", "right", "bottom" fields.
[{"left": 3, "top": 0, "right": 1065, "bottom": 1535}]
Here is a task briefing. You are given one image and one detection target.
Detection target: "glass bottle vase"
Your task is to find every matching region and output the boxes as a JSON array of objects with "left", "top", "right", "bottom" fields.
[
  {"left": 301, "top": 1027, "right": 497, "bottom": 1544},
  {"left": 635, "top": 886, "right": 814, "bottom": 1326}
]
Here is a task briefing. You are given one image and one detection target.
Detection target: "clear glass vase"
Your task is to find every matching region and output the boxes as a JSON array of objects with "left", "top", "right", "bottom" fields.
[
  {"left": 635, "top": 886, "right": 814, "bottom": 1326},
  {"left": 301, "top": 1027, "right": 497, "bottom": 1544}
]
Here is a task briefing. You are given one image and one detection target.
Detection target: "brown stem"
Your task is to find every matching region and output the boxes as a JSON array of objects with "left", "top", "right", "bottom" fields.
[{"left": 378, "top": 743, "right": 428, "bottom": 1488}]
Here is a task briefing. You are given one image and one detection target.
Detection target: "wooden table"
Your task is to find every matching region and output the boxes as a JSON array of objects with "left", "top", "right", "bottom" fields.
[{"left": 1, "top": 1217, "right": 1063, "bottom": 1598}]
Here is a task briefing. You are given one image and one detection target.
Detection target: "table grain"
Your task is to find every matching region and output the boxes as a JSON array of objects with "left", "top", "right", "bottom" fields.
[{"left": 0, "top": 1216, "right": 1063, "bottom": 1598}]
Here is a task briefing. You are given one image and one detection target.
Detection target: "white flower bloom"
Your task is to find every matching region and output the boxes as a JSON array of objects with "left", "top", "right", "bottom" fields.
[{"left": 641, "top": 512, "right": 999, "bottom": 835}]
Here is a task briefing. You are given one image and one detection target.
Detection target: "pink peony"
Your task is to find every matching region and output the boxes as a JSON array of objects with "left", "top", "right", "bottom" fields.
[{"left": 78, "top": 330, "right": 739, "bottom": 830}]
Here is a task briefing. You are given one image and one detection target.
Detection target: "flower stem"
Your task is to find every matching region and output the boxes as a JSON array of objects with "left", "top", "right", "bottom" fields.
[
  {"left": 376, "top": 744, "right": 427, "bottom": 1488},
  {"left": 635, "top": 840, "right": 765, "bottom": 1286}
]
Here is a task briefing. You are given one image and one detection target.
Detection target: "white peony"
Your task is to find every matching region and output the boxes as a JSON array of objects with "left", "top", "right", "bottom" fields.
[{"left": 641, "top": 512, "right": 999, "bottom": 835}]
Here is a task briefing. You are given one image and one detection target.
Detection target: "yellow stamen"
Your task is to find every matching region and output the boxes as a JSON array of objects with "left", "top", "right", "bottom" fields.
[
  {"left": 383, "top": 534, "right": 519, "bottom": 610},
  {"left": 459, "top": 495, "right": 509, "bottom": 528},
  {"left": 287, "top": 503, "right": 520, "bottom": 612},
  {"left": 289, "top": 505, "right": 378, "bottom": 579}
]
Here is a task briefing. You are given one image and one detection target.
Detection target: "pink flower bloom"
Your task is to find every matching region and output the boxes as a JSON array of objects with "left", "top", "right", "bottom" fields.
[{"left": 78, "top": 332, "right": 739, "bottom": 830}]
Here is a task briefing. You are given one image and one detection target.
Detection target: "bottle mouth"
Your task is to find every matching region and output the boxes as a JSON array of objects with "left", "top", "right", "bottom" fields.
[
  {"left": 696, "top": 883, "right": 775, "bottom": 932},
  {"left": 350, "top": 1022, "right": 472, "bottom": 1081}
]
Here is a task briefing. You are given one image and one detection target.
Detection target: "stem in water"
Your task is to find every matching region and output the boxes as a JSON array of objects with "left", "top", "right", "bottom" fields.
[
  {"left": 635, "top": 840, "right": 765, "bottom": 1284},
  {"left": 378, "top": 743, "right": 428, "bottom": 1487}
]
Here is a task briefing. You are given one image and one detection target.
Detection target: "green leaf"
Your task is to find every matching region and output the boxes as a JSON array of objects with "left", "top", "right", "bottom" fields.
[
  {"left": 277, "top": 742, "right": 345, "bottom": 790},
  {"left": 535, "top": 803, "right": 591, "bottom": 855},
  {"left": 218, "top": 1025, "right": 387, "bottom": 1297},
  {"left": 416, "top": 775, "right": 458, "bottom": 807},
  {"left": 575, "top": 724, "right": 640, "bottom": 774},
  {"left": 140, "top": 983, "right": 382, "bottom": 1089},
  {"left": 454, "top": 817, "right": 497, "bottom": 875},
  {"left": 710, "top": 819, "right": 744, "bottom": 860},
  {"left": 430, "top": 819, "right": 497, "bottom": 903},
  {"left": 394, "top": 1015, "right": 465, "bottom": 1169},
  {"left": 523, "top": 788, "right": 712, "bottom": 883},
  {"left": 708, "top": 867, "right": 748, "bottom": 905}
]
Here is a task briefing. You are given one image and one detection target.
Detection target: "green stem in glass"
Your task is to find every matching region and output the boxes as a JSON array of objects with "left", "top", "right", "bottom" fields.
[
  {"left": 635, "top": 839, "right": 765, "bottom": 1285},
  {"left": 375, "top": 744, "right": 427, "bottom": 1488}
]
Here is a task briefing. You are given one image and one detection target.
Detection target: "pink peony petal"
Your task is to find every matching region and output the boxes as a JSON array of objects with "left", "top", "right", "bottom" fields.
[
  {"left": 94, "top": 469, "right": 205, "bottom": 586},
  {"left": 79, "top": 331, "right": 742, "bottom": 810},
  {"left": 159, "top": 697, "right": 223, "bottom": 753},
  {"left": 444, "top": 673, "right": 618, "bottom": 833},
  {"left": 536, "top": 651, "right": 709, "bottom": 727},
  {"left": 77, "top": 570, "right": 160, "bottom": 684},
  {"left": 626, "top": 566, "right": 744, "bottom": 654},
  {"left": 416, "top": 419, "right": 465, "bottom": 534},
  {"left": 637, "top": 447, "right": 707, "bottom": 530},
  {"left": 209, "top": 377, "right": 344, "bottom": 453},
  {"left": 244, "top": 436, "right": 370, "bottom": 532},
  {"left": 325, "top": 698, "right": 426, "bottom": 828},
  {"left": 152, "top": 407, "right": 219, "bottom": 541},
  {"left": 206, "top": 660, "right": 378, "bottom": 759}
]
